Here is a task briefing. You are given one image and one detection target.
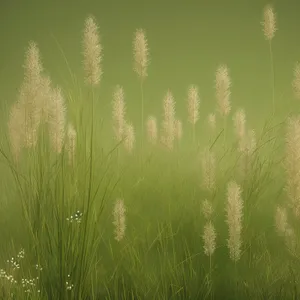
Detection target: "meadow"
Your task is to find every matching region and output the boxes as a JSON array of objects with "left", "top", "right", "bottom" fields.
[{"left": 0, "top": 3, "right": 299, "bottom": 299}]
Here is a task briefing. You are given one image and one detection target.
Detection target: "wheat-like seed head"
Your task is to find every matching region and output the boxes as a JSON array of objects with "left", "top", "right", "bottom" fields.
[
  {"left": 284, "top": 117, "right": 300, "bottom": 217},
  {"left": 202, "top": 199, "right": 213, "bottom": 220},
  {"left": 208, "top": 113, "right": 216, "bottom": 131},
  {"left": 215, "top": 65, "right": 231, "bottom": 117},
  {"left": 8, "top": 102, "right": 25, "bottom": 163},
  {"left": 146, "top": 116, "right": 158, "bottom": 145},
  {"left": 37, "top": 75, "right": 52, "bottom": 125},
  {"left": 67, "top": 124, "right": 76, "bottom": 167},
  {"left": 226, "top": 181, "right": 243, "bottom": 262},
  {"left": 292, "top": 62, "right": 300, "bottom": 99},
  {"left": 112, "top": 85, "right": 126, "bottom": 143},
  {"left": 20, "top": 42, "right": 46, "bottom": 148},
  {"left": 187, "top": 85, "right": 200, "bottom": 125},
  {"left": 133, "top": 29, "right": 149, "bottom": 80},
  {"left": 201, "top": 147, "right": 216, "bottom": 191},
  {"left": 203, "top": 221, "right": 216, "bottom": 256},
  {"left": 23, "top": 41, "right": 43, "bottom": 85},
  {"left": 113, "top": 198, "right": 126, "bottom": 242},
  {"left": 83, "top": 15, "right": 102, "bottom": 86},
  {"left": 161, "top": 90, "right": 176, "bottom": 150},
  {"left": 233, "top": 108, "right": 246, "bottom": 139},
  {"left": 262, "top": 4, "right": 277, "bottom": 41},
  {"left": 124, "top": 122, "right": 135, "bottom": 154},
  {"left": 48, "top": 86, "right": 66, "bottom": 154},
  {"left": 18, "top": 84, "right": 39, "bottom": 149}
]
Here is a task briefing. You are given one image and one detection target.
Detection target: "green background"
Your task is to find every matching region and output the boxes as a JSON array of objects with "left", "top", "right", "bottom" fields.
[{"left": 0, "top": 0, "right": 299, "bottom": 138}]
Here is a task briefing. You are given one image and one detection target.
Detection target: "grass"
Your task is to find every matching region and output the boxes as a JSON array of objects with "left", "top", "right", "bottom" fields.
[{"left": 0, "top": 5, "right": 299, "bottom": 300}]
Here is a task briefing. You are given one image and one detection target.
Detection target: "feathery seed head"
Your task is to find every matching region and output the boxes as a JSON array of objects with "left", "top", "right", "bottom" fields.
[
  {"left": 216, "top": 64, "right": 231, "bottom": 117},
  {"left": 18, "top": 83, "right": 40, "bottom": 148},
  {"left": 113, "top": 198, "right": 126, "bottom": 242},
  {"left": 187, "top": 85, "right": 200, "bottom": 125},
  {"left": 83, "top": 15, "right": 102, "bottom": 86},
  {"left": 203, "top": 221, "right": 217, "bottom": 256},
  {"left": 48, "top": 86, "right": 66, "bottom": 154},
  {"left": 23, "top": 41, "right": 43, "bottom": 85},
  {"left": 20, "top": 42, "right": 45, "bottom": 148},
  {"left": 133, "top": 29, "right": 149, "bottom": 80},
  {"left": 161, "top": 90, "right": 176, "bottom": 150},
  {"left": 112, "top": 85, "right": 126, "bottom": 142},
  {"left": 226, "top": 181, "right": 243, "bottom": 262},
  {"left": 233, "top": 108, "right": 246, "bottom": 139},
  {"left": 262, "top": 4, "right": 277, "bottom": 41},
  {"left": 36, "top": 75, "right": 52, "bottom": 125},
  {"left": 147, "top": 116, "right": 158, "bottom": 145}
]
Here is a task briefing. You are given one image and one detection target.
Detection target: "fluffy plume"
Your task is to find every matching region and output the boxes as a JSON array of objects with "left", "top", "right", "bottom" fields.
[
  {"left": 161, "top": 90, "right": 176, "bottom": 150},
  {"left": 233, "top": 108, "right": 246, "bottom": 139},
  {"left": 113, "top": 198, "right": 126, "bottom": 242},
  {"left": 262, "top": 4, "right": 277, "bottom": 41},
  {"left": 187, "top": 85, "right": 200, "bottom": 125},
  {"left": 83, "top": 15, "right": 102, "bottom": 86},
  {"left": 147, "top": 116, "right": 158, "bottom": 145},
  {"left": 48, "top": 86, "right": 66, "bottom": 154},
  {"left": 216, "top": 64, "right": 231, "bottom": 117},
  {"left": 112, "top": 85, "right": 126, "bottom": 143},
  {"left": 133, "top": 29, "right": 149, "bottom": 79},
  {"left": 23, "top": 41, "right": 43, "bottom": 85},
  {"left": 203, "top": 221, "right": 216, "bottom": 256},
  {"left": 37, "top": 75, "right": 52, "bottom": 125},
  {"left": 20, "top": 42, "right": 45, "bottom": 148},
  {"left": 226, "top": 181, "right": 243, "bottom": 262}
]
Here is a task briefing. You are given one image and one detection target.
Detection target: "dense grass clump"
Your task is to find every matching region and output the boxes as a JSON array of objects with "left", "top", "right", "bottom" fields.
[{"left": 1, "top": 4, "right": 300, "bottom": 300}]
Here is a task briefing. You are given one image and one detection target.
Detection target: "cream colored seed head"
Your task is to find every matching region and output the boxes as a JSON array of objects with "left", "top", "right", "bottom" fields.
[
  {"left": 83, "top": 15, "right": 102, "bottom": 86},
  {"left": 262, "top": 4, "right": 277, "bottom": 41},
  {"left": 133, "top": 28, "right": 149, "bottom": 80}
]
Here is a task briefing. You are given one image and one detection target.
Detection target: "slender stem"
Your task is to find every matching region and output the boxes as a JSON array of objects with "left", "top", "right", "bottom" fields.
[
  {"left": 140, "top": 78, "right": 144, "bottom": 174},
  {"left": 209, "top": 254, "right": 212, "bottom": 300},
  {"left": 234, "top": 261, "right": 238, "bottom": 299},
  {"left": 269, "top": 40, "right": 275, "bottom": 116}
]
